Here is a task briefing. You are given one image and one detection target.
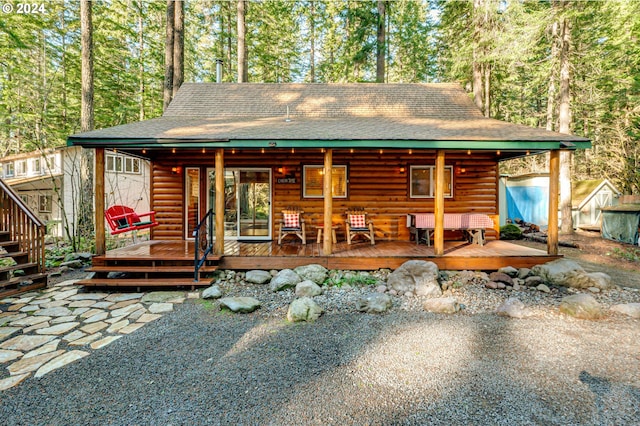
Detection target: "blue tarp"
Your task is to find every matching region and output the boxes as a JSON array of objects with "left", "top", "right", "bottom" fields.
[{"left": 506, "top": 186, "right": 548, "bottom": 226}]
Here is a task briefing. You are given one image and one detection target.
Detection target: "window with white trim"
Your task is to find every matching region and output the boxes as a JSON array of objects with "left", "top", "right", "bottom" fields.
[
  {"left": 32, "top": 158, "right": 42, "bottom": 175},
  {"left": 303, "top": 165, "right": 347, "bottom": 198},
  {"left": 39, "top": 195, "right": 52, "bottom": 213},
  {"left": 16, "top": 160, "right": 27, "bottom": 176},
  {"left": 124, "top": 157, "right": 140, "bottom": 173},
  {"left": 410, "top": 166, "right": 453, "bottom": 198},
  {"left": 3, "top": 163, "right": 14, "bottom": 177}
]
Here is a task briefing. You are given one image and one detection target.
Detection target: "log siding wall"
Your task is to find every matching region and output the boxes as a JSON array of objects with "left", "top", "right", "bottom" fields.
[{"left": 149, "top": 149, "right": 499, "bottom": 241}]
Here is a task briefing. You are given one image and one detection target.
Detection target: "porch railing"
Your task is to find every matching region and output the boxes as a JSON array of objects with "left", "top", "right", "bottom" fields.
[
  {"left": 193, "top": 208, "right": 214, "bottom": 282},
  {"left": 0, "top": 178, "right": 46, "bottom": 276}
]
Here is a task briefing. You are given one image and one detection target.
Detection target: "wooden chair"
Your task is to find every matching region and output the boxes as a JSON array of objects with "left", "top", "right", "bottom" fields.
[
  {"left": 345, "top": 209, "right": 375, "bottom": 245},
  {"left": 277, "top": 208, "right": 306, "bottom": 244},
  {"left": 105, "top": 205, "right": 159, "bottom": 235}
]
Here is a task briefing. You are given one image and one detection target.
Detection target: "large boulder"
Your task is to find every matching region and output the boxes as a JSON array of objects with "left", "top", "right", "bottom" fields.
[
  {"left": 559, "top": 293, "right": 603, "bottom": 319},
  {"left": 423, "top": 297, "right": 460, "bottom": 314},
  {"left": 287, "top": 297, "right": 323, "bottom": 322},
  {"left": 245, "top": 270, "right": 272, "bottom": 285},
  {"left": 387, "top": 260, "right": 441, "bottom": 297},
  {"left": 219, "top": 297, "right": 261, "bottom": 313},
  {"left": 269, "top": 269, "right": 301, "bottom": 292},
  {"left": 294, "top": 264, "right": 328, "bottom": 285},
  {"left": 295, "top": 280, "right": 323, "bottom": 297},
  {"left": 356, "top": 293, "right": 393, "bottom": 314},
  {"left": 532, "top": 259, "right": 612, "bottom": 290},
  {"left": 202, "top": 285, "right": 223, "bottom": 299}
]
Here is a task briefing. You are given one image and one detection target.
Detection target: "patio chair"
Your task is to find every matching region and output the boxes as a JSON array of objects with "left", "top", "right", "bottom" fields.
[
  {"left": 345, "top": 209, "right": 375, "bottom": 245},
  {"left": 105, "top": 205, "right": 159, "bottom": 235},
  {"left": 277, "top": 208, "right": 306, "bottom": 244}
]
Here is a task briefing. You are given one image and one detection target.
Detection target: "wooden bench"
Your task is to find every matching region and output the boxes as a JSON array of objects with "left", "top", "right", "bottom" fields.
[{"left": 407, "top": 213, "right": 495, "bottom": 246}]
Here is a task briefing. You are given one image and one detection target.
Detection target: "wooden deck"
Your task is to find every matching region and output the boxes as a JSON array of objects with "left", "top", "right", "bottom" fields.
[{"left": 95, "top": 239, "right": 560, "bottom": 272}]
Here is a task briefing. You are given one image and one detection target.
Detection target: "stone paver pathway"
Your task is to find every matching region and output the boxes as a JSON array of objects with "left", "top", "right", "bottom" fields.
[{"left": 0, "top": 279, "right": 199, "bottom": 391}]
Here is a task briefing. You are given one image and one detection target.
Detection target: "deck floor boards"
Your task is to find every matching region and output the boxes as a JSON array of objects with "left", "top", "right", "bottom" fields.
[{"left": 96, "top": 239, "right": 557, "bottom": 271}]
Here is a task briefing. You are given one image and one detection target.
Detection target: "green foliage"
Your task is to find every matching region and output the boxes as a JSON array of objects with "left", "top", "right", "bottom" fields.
[
  {"left": 324, "top": 271, "right": 378, "bottom": 288},
  {"left": 500, "top": 224, "right": 523, "bottom": 240},
  {"left": 609, "top": 247, "right": 640, "bottom": 263}
]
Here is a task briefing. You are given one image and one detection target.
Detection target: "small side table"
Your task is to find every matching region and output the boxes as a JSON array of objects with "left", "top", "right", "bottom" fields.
[{"left": 316, "top": 224, "right": 338, "bottom": 244}]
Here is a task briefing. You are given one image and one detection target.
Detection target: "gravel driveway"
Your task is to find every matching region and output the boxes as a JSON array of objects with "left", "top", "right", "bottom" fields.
[{"left": 1, "top": 297, "right": 639, "bottom": 426}]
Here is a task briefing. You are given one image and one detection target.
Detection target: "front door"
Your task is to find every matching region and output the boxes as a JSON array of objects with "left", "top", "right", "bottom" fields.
[{"left": 207, "top": 168, "right": 271, "bottom": 240}]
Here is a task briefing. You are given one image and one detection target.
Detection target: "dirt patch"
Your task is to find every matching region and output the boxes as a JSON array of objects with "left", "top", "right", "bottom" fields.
[{"left": 513, "top": 229, "right": 640, "bottom": 289}]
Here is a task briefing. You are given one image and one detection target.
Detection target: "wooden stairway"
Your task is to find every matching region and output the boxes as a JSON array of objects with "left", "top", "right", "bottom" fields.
[
  {"left": 76, "top": 244, "right": 221, "bottom": 290},
  {"left": 0, "top": 178, "right": 48, "bottom": 298}
]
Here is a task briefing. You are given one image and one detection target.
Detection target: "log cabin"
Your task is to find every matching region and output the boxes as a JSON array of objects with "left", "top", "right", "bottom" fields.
[{"left": 67, "top": 83, "right": 590, "bottom": 288}]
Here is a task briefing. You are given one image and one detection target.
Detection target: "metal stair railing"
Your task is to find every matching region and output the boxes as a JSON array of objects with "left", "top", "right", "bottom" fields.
[{"left": 193, "top": 209, "right": 214, "bottom": 282}]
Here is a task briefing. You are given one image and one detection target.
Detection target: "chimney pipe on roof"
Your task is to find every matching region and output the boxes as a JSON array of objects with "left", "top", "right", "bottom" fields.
[{"left": 215, "top": 59, "right": 223, "bottom": 83}]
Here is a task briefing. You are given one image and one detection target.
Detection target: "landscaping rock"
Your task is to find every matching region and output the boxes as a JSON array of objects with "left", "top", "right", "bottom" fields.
[
  {"left": 287, "top": 297, "right": 323, "bottom": 322},
  {"left": 489, "top": 272, "right": 513, "bottom": 286},
  {"left": 536, "top": 284, "right": 551, "bottom": 293},
  {"left": 532, "top": 259, "right": 612, "bottom": 290},
  {"left": 295, "top": 280, "right": 323, "bottom": 297},
  {"left": 498, "top": 266, "right": 519, "bottom": 277},
  {"left": 610, "top": 303, "right": 640, "bottom": 319},
  {"left": 269, "top": 269, "right": 301, "bottom": 292},
  {"left": 355, "top": 293, "right": 392, "bottom": 314},
  {"left": 294, "top": 264, "right": 328, "bottom": 285},
  {"left": 518, "top": 268, "right": 532, "bottom": 279},
  {"left": 423, "top": 297, "right": 460, "bottom": 314},
  {"left": 387, "top": 260, "right": 441, "bottom": 297},
  {"left": 496, "top": 297, "right": 532, "bottom": 318},
  {"left": 202, "top": 286, "right": 222, "bottom": 300},
  {"left": 245, "top": 270, "right": 272, "bottom": 285},
  {"left": 559, "top": 293, "right": 603, "bottom": 319},
  {"left": 219, "top": 297, "right": 261, "bottom": 313}
]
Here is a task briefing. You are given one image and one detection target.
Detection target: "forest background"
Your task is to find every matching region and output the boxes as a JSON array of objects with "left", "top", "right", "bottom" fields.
[{"left": 1, "top": 0, "right": 639, "bottom": 196}]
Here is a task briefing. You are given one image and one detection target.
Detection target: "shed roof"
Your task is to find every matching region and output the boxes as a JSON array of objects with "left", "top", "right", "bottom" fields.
[{"left": 68, "top": 83, "right": 590, "bottom": 153}]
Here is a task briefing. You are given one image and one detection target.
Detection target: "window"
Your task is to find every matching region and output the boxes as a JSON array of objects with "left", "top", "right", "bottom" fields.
[
  {"left": 46, "top": 155, "right": 57, "bottom": 172},
  {"left": 106, "top": 154, "right": 123, "bottom": 172},
  {"left": 303, "top": 165, "right": 347, "bottom": 198},
  {"left": 39, "top": 195, "right": 52, "bottom": 213},
  {"left": 4, "top": 163, "right": 14, "bottom": 177},
  {"left": 32, "top": 158, "right": 42, "bottom": 175},
  {"left": 410, "top": 166, "right": 453, "bottom": 198},
  {"left": 124, "top": 157, "right": 140, "bottom": 174},
  {"left": 16, "top": 160, "right": 27, "bottom": 176}
]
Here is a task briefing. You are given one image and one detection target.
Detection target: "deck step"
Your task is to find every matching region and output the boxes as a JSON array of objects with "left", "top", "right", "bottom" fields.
[
  {"left": 0, "top": 251, "right": 27, "bottom": 259},
  {"left": 75, "top": 277, "right": 215, "bottom": 288},
  {"left": 86, "top": 265, "right": 218, "bottom": 274},
  {"left": 0, "top": 272, "right": 48, "bottom": 298}
]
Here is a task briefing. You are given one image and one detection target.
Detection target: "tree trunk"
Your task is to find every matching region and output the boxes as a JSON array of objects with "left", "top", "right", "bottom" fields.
[
  {"left": 546, "top": 20, "right": 559, "bottom": 131},
  {"left": 309, "top": 1, "right": 316, "bottom": 83},
  {"left": 80, "top": 0, "right": 94, "bottom": 132},
  {"left": 163, "top": 0, "right": 175, "bottom": 111},
  {"left": 137, "top": 0, "right": 145, "bottom": 121},
  {"left": 237, "top": 0, "right": 248, "bottom": 83},
  {"left": 172, "top": 0, "right": 184, "bottom": 97},
  {"left": 472, "top": 0, "right": 484, "bottom": 112},
  {"left": 483, "top": 63, "right": 490, "bottom": 117},
  {"left": 558, "top": 15, "right": 574, "bottom": 234},
  {"left": 376, "top": 1, "right": 386, "bottom": 83}
]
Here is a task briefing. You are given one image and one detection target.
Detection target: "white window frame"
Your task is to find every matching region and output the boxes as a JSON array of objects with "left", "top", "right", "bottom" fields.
[
  {"left": 303, "top": 165, "right": 348, "bottom": 198},
  {"left": 124, "top": 157, "right": 141, "bottom": 174},
  {"left": 106, "top": 154, "right": 123, "bottom": 173},
  {"left": 16, "top": 160, "right": 27, "bottom": 176},
  {"left": 32, "top": 158, "right": 42, "bottom": 175},
  {"left": 409, "top": 165, "right": 454, "bottom": 198},
  {"left": 4, "top": 163, "right": 14, "bottom": 177},
  {"left": 39, "top": 194, "right": 52, "bottom": 213}
]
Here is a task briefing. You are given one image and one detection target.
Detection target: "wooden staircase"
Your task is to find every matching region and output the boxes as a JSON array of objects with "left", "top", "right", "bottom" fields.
[
  {"left": 76, "top": 242, "right": 221, "bottom": 290},
  {"left": 0, "top": 179, "right": 48, "bottom": 298}
]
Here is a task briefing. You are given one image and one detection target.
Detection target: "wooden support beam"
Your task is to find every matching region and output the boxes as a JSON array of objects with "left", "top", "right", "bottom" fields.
[
  {"left": 548, "top": 150, "right": 560, "bottom": 255},
  {"left": 94, "top": 148, "right": 105, "bottom": 256},
  {"left": 323, "top": 148, "right": 333, "bottom": 255},
  {"left": 434, "top": 150, "right": 445, "bottom": 256},
  {"left": 214, "top": 148, "right": 225, "bottom": 255}
]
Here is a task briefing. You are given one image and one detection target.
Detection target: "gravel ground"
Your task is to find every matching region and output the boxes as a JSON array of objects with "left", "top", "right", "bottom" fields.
[{"left": 1, "top": 276, "right": 639, "bottom": 426}]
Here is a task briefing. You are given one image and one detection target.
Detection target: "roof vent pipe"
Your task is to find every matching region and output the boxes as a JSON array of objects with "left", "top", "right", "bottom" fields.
[{"left": 215, "top": 59, "right": 223, "bottom": 83}]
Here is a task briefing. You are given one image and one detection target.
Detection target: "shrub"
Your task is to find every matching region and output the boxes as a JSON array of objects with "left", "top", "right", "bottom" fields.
[{"left": 500, "top": 224, "right": 523, "bottom": 240}]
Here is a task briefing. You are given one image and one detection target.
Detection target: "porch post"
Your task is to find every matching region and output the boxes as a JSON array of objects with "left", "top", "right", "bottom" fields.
[
  {"left": 434, "top": 150, "right": 445, "bottom": 256},
  {"left": 94, "top": 148, "right": 106, "bottom": 256},
  {"left": 214, "top": 148, "right": 225, "bottom": 255},
  {"left": 547, "top": 149, "right": 560, "bottom": 255},
  {"left": 323, "top": 148, "right": 333, "bottom": 255}
]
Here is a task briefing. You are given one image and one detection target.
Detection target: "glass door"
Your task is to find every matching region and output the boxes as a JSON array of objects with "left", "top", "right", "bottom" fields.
[{"left": 207, "top": 168, "right": 271, "bottom": 239}]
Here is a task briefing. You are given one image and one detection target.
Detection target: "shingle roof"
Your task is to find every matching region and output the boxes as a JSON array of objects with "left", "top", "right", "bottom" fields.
[{"left": 69, "top": 83, "right": 590, "bottom": 149}]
